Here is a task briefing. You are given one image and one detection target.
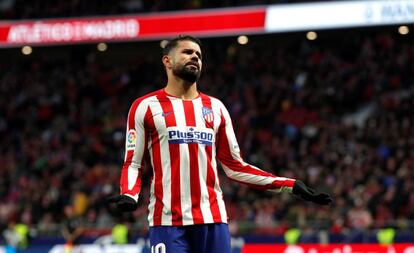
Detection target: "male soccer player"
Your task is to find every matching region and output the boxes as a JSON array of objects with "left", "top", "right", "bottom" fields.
[{"left": 109, "top": 35, "right": 332, "bottom": 253}]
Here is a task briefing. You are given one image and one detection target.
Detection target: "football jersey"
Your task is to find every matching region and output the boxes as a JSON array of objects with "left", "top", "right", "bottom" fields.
[{"left": 119, "top": 89, "right": 295, "bottom": 226}]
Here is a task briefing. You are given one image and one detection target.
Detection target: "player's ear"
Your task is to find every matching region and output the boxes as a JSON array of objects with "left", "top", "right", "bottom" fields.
[{"left": 162, "top": 55, "right": 172, "bottom": 69}]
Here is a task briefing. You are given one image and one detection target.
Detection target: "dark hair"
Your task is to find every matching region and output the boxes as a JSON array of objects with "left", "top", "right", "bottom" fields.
[{"left": 162, "top": 35, "right": 202, "bottom": 56}]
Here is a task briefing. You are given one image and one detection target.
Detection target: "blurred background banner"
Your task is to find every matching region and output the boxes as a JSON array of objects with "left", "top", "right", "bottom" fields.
[
  {"left": 242, "top": 243, "right": 414, "bottom": 253},
  {"left": 265, "top": 0, "right": 414, "bottom": 32},
  {"left": 0, "top": 7, "right": 266, "bottom": 47},
  {"left": 1, "top": 242, "right": 414, "bottom": 253}
]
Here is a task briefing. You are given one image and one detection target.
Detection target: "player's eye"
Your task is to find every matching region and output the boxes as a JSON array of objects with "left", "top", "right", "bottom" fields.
[{"left": 182, "top": 49, "right": 201, "bottom": 59}]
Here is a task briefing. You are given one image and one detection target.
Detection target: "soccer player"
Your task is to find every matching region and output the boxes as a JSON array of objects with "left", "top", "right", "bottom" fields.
[{"left": 109, "top": 35, "right": 332, "bottom": 253}]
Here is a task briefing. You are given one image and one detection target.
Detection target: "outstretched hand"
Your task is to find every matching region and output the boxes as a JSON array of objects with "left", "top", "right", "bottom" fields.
[
  {"left": 107, "top": 195, "right": 138, "bottom": 212},
  {"left": 292, "top": 180, "right": 332, "bottom": 205}
]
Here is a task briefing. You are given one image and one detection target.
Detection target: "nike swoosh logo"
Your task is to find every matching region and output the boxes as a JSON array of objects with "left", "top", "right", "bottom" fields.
[{"left": 162, "top": 112, "right": 173, "bottom": 117}]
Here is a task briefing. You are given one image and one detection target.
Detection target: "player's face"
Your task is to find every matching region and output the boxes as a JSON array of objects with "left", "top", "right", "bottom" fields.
[{"left": 170, "top": 40, "right": 202, "bottom": 83}]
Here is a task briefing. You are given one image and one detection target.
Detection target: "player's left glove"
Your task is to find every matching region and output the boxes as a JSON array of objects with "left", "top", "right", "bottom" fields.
[
  {"left": 107, "top": 195, "right": 138, "bottom": 212},
  {"left": 292, "top": 180, "right": 332, "bottom": 205}
]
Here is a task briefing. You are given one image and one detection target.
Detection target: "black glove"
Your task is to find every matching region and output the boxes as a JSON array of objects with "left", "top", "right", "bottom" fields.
[
  {"left": 292, "top": 180, "right": 332, "bottom": 205},
  {"left": 108, "top": 195, "right": 138, "bottom": 212}
]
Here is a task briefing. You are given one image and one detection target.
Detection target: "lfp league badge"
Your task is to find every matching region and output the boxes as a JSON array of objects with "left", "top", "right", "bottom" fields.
[
  {"left": 202, "top": 107, "right": 214, "bottom": 124},
  {"left": 126, "top": 129, "right": 137, "bottom": 150}
]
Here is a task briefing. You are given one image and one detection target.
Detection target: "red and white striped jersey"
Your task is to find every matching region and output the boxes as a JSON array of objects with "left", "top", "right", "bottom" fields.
[{"left": 119, "top": 89, "right": 295, "bottom": 226}]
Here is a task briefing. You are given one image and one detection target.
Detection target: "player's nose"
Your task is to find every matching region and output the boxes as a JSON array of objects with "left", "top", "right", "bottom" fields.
[{"left": 190, "top": 52, "right": 200, "bottom": 61}]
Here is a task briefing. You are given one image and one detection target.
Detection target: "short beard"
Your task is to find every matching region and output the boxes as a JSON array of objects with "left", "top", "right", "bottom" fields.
[{"left": 172, "top": 64, "right": 201, "bottom": 84}]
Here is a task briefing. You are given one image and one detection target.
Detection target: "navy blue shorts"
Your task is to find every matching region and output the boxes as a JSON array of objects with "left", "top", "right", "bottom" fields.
[{"left": 149, "top": 223, "right": 231, "bottom": 253}]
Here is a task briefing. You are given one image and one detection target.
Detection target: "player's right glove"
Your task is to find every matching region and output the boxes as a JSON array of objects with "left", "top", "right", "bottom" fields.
[
  {"left": 292, "top": 180, "right": 332, "bottom": 205},
  {"left": 107, "top": 195, "right": 138, "bottom": 212}
]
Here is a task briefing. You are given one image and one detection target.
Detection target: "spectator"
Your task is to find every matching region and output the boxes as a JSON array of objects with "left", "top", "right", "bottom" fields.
[{"left": 61, "top": 205, "right": 84, "bottom": 253}]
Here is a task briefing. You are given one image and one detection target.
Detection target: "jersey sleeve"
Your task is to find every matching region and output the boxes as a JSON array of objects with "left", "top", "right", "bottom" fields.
[
  {"left": 119, "top": 98, "right": 150, "bottom": 201},
  {"left": 216, "top": 101, "right": 296, "bottom": 193}
]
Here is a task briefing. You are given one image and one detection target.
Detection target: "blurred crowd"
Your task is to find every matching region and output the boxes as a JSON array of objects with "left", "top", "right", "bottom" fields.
[
  {"left": 0, "top": 0, "right": 336, "bottom": 20},
  {"left": 1, "top": 29, "right": 414, "bottom": 241}
]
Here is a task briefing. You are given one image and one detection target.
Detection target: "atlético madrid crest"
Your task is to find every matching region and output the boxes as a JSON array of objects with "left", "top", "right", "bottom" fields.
[{"left": 202, "top": 107, "right": 214, "bottom": 124}]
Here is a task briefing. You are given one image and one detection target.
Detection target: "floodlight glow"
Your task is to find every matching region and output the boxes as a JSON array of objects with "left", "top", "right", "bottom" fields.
[
  {"left": 97, "top": 43, "right": 107, "bottom": 51},
  {"left": 306, "top": 31, "right": 317, "bottom": 40},
  {"left": 21, "top": 45, "right": 32, "bottom": 55},
  {"left": 237, "top": 35, "right": 249, "bottom": 45},
  {"left": 398, "top": 25, "right": 409, "bottom": 35}
]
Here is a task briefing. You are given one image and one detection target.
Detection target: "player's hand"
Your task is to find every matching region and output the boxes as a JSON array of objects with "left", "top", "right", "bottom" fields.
[
  {"left": 107, "top": 195, "right": 138, "bottom": 212},
  {"left": 292, "top": 180, "right": 332, "bottom": 205}
]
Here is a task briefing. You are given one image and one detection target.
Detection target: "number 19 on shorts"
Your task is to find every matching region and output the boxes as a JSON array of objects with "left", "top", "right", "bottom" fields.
[{"left": 151, "top": 243, "right": 166, "bottom": 253}]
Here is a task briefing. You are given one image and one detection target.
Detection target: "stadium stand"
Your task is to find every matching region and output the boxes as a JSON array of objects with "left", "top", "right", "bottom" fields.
[{"left": 1, "top": 27, "right": 414, "bottom": 244}]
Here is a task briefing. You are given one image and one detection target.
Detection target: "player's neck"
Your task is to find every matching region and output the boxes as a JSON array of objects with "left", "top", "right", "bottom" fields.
[{"left": 164, "top": 79, "right": 199, "bottom": 100}]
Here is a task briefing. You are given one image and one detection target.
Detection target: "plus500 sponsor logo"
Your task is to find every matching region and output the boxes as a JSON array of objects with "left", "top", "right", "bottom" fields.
[{"left": 167, "top": 127, "right": 214, "bottom": 146}]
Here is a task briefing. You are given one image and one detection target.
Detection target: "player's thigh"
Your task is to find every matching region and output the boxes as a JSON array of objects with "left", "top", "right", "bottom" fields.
[
  {"left": 206, "top": 223, "right": 231, "bottom": 253},
  {"left": 149, "top": 226, "right": 190, "bottom": 253},
  {"left": 189, "top": 223, "right": 231, "bottom": 253}
]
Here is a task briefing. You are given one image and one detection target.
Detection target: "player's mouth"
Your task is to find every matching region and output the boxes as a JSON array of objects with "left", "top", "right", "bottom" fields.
[{"left": 186, "top": 62, "right": 199, "bottom": 69}]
